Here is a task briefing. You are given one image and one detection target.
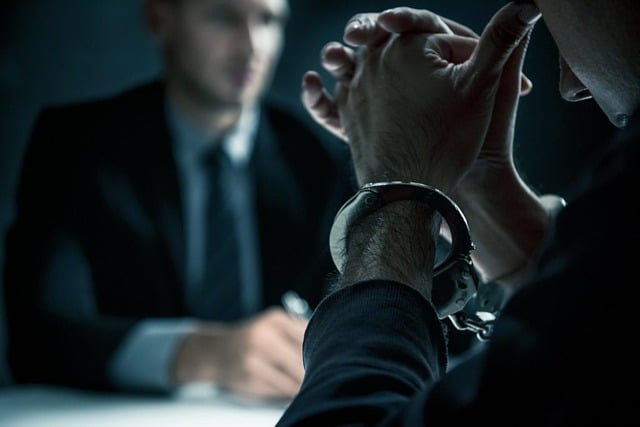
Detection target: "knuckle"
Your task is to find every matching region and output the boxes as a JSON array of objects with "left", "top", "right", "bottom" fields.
[
  {"left": 244, "top": 354, "right": 261, "bottom": 375},
  {"left": 488, "top": 22, "right": 524, "bottom": 50},
  {"left": 265, "top": 306, "right": 282, "bottom": 318}
]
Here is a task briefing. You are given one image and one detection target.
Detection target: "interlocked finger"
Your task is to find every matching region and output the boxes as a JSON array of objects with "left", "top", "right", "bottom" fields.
[
  {"left": 321, "top": 42, "right": 357, "bottom": 82},
  {"left": 301, "top": 71, "right": 346, "bottom": 141}
]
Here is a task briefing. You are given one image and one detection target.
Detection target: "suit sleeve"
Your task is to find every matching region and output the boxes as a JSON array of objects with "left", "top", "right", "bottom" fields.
[
  {"left": 3, "top": 109, "right": 140, "bottom": 391},
  {"left": 276, "top": 280, "right": 449, "bottom": 426}
]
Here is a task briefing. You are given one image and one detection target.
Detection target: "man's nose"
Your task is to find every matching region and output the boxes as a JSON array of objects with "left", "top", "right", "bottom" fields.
[
  {"left": 559, "top": 55, "right": 592, "bottom": 102},
  {"left": 235, "top": 21, "right": 257, "bottom": 56}
]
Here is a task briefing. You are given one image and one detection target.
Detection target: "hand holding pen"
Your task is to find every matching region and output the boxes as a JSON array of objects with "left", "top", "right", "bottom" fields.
[{"left": 281, "top": 291, "right": 312, "bottom": 320}]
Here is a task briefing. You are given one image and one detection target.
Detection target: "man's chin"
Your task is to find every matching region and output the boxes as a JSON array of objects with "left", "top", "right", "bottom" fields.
[
  {"left": 195, "top": 95, "right": 246, "bottom": 112},
  {"left": 184, "top": 82, "right": 259, "bottom": 111},
  {"left": 212, "top": 89, "right": 261, "bottom": 110}
]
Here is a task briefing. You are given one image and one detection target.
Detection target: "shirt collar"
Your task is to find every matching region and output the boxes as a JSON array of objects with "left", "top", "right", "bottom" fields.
[{"left": 165, "top": 99, "right": 259, "bottom": 166}]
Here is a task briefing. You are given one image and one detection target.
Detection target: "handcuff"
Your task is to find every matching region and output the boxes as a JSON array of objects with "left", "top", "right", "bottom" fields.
[{"left": 329, "top": 182, "right": 505, "bottom": 341}]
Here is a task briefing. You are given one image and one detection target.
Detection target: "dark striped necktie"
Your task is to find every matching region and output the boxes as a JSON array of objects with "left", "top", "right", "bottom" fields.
[{"left": 194, "top": 147, "right": 243, "bottom": 320}]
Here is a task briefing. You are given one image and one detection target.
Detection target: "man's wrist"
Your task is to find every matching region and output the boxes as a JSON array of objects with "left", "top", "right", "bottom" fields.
[
  {"left": 340, "top": 200, "right": 440, "bottom": 299},
  {"left": 172, "top": 323, "right": 229, "bottom": 386},
  {"left": 489, "top": 193, "right": 566, "bottom": 283},
  {"left": 332, "top": 181, "right": 478, "bottom": 308},
  {"left": 451, "top": 166, "right": 555, "bottom": 285}
]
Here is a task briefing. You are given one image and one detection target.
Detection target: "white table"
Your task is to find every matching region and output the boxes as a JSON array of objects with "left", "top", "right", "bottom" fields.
[{"left": 0, "top": 384, "right": 288, "bottom": 426}]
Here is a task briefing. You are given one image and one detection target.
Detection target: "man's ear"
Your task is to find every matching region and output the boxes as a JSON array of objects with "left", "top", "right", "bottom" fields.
[{"left": 142, "top": 0, "right": 174, "bottom": 44}]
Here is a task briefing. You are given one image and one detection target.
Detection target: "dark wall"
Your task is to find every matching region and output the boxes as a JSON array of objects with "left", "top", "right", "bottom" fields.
[
  {"left": 278, "top": 0, "right": 613, "bottom": 194},
  {"left": 0, "top": 0, "right": 612, "bottom": 386},
  {"left": 0, "top": 0, "right": 163, "bottom": 386}
]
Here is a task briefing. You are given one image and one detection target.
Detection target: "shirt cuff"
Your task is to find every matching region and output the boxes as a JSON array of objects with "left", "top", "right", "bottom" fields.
[{"left": 108, "top": 318, "right": 198, "bottom": 392}]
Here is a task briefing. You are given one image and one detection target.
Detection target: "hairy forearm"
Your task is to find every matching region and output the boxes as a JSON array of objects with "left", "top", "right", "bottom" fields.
[{"left": 339, "top": 200, "right": 441, "bottom": 300}]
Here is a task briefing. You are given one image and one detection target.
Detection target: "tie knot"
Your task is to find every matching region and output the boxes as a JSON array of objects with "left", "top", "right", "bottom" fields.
[
  {"left": 201, "top": 147, "right": 234, "bottom": 186},
  {"left": 201, "top": 145, "right": 227, "bottom": 170}
]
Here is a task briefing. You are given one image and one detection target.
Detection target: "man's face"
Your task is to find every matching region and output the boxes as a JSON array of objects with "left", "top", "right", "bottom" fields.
[
  {"left": 535, "top": 0, "right": 640, "bottom": 127},
  {"left": 155, "top": 0, "right": 288, "bottom": 109}
]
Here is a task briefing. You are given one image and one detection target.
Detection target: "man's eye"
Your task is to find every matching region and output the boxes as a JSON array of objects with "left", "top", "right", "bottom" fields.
[
  {"left": 205, "top": 9, "right": 236, "bottom": 25},
  {"left": 258, "top": 12, "right": 276, "bottom": 25},
  {"left": 258, "top": 11, "right": 286, "bottom": 27}
]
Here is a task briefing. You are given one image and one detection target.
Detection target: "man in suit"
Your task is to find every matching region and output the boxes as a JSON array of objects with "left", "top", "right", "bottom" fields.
[{"left": 3, "top": 0, "right": 354, "bottom": 400}]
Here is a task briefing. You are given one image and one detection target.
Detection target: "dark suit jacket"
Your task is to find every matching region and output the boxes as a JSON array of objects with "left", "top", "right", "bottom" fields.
[{"left": 3, "top": 80, "right": 356, "bottom": 391}]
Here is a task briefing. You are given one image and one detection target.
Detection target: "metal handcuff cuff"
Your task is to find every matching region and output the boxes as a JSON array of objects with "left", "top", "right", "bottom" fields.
[{"left": 329, "top": 182, "right": 506, "bottom": 341}]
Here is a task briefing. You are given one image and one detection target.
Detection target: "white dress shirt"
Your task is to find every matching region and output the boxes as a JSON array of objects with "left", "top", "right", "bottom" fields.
[{"left": 108, "top": 100, "right": 261, "bottom": 392}]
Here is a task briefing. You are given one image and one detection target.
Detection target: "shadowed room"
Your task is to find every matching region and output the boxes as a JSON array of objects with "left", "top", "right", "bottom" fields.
[{"left": 0, "top": 0, "right": 614, "bottom": 425}]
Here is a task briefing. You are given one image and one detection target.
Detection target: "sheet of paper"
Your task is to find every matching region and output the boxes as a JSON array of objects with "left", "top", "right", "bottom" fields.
[{"left": 0, "top": 384, "right": 288, "bottom": 427}]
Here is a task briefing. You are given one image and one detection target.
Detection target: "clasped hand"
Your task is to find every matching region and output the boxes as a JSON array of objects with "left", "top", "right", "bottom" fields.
[{"left": 303, "top": 3, "right": 553, "bottom": 284}]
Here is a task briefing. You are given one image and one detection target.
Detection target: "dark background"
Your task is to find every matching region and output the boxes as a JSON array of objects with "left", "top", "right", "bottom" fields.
[{"left": 0, "top": 0, "right": 613, "bottom": 386}]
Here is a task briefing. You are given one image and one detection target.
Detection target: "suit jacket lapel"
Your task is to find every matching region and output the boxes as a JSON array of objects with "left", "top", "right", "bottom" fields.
[
  {"left": 252, "top": 108, "right": 308, "bottom": 306},
  {"left": 117, "top": 81, "right": 186, "bottom": 312}
]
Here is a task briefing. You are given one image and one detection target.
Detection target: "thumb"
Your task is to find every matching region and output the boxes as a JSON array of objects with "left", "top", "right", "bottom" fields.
[{"left": 470, "top": 2, "right": 540, "bottom": 82}]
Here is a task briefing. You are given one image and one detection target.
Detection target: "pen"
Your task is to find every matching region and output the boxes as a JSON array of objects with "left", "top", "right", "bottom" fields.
[{"left": 281, "top": 291, "right": 312, "bottom": 320}]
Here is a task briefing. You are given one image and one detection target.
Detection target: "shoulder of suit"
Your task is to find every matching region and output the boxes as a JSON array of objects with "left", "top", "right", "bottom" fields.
[
  {"left": 261, "top": 96, "right": 354, "bottom": 184},
  {"left": 261, "top": 97, "right": 309, "bottom": 132},
  {"left": 28, "top": 79, "right": 166, "bottom": 165},
  {"left": 37, "top": 79, "right": 165, "bottom": 124},
  {"left": 262, "top": 96, "right": 348, "bottom": 154}
]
